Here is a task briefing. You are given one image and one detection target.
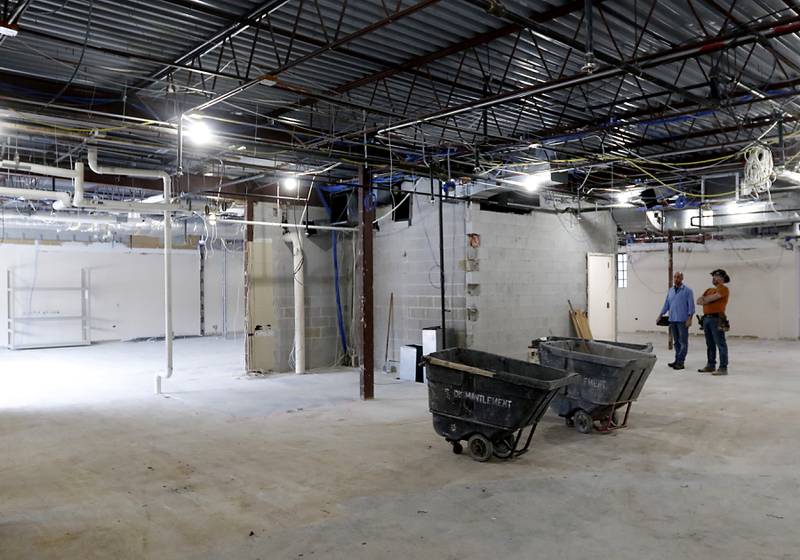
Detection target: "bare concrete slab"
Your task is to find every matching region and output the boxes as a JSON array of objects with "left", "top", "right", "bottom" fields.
[{"left": 1, "top": 334, "right": 798, "bottom": 559}]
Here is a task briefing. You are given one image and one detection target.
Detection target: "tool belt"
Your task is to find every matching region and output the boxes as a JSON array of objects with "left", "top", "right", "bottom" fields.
[{"left": 699, "top": 313, "right": 730, "bottom": 332}]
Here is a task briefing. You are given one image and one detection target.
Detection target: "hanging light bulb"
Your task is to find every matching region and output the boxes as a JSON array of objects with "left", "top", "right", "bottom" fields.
[
  {"left": 186, "top": 118, "right": 214, "bottom": 145},
  {"left": 282, "top": 176, "right": 298, "bottom": 190}
]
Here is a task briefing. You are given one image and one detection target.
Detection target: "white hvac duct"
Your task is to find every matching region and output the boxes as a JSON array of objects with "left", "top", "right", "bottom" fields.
[
  {"left": 86, "top": 147, "right": 174, "bottom": 394},
  {"left": 283, "top": 230, "right": 306, "bottom": 374},
  {"left": 0, "top": 210, "right": 244, "bottom": 237}
]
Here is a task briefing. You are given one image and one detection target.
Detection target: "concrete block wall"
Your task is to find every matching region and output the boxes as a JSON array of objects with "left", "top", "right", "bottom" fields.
[
  {"left": 373, "top": 183, "right": 467, "bottom": 368},
  {"left": 465, "top": 208, "right": 617, "bottom": 360},
  {"left": 252, "top": 203, "right": 352, "bottom": 372}
]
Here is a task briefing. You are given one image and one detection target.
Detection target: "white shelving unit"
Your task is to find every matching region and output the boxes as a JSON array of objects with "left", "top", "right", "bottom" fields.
[{"left": 6, "top": 269, "right": 91, "bottom": 350}]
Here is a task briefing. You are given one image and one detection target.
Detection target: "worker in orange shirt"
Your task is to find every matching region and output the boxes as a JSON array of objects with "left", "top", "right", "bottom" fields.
[{"left": 696, "top": 269, "right": 731, "bottom": 375}]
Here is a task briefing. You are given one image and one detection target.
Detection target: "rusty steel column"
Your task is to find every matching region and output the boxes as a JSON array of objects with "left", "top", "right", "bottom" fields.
[
  {"left": 667, "top": 231, "right": 674, "bottom": 351},
  {"left": 358, "top": 166, "right": 375, "bottom": 400}
]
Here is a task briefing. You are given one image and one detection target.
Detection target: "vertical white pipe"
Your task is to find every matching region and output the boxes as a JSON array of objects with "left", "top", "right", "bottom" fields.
[
  {"left": 86, "top": 147, "right": 173, "bottom": 393},
  {"left": 293, "top": 232, "right": 306, "bottom": 374},
  {"left": 163, "top": 180, "right": 173, "bottom": 390},
  {"left": 284, "top": 231, "right": 305, "bottom": 374}
]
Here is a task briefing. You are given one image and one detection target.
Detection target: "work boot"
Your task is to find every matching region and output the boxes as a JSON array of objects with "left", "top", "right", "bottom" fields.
[
  {"left": 673, "top": 363, "right": 685, "bottom": 370},
  {"left": 712, "top": 368, "right": 728, "bottom": 376},
  {"left": 697, "top": 366, "right": 715, "bottom": 373},
  {"left": 667, "top": 362, "right": 677, "bottom": 368}
]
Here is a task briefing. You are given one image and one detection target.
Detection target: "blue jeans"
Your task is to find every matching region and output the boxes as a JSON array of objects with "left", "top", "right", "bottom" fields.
[
  {"left": 669, "top": 322, "right": 689, "bottom": 364},
  {"left": 703, "top": 315, "right": 728, "bottom": 368}
]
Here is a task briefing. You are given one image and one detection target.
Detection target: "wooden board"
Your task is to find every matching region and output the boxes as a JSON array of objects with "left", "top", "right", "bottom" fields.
[{"left": 568, "top": 300, "right": 593, "bottom": 340}]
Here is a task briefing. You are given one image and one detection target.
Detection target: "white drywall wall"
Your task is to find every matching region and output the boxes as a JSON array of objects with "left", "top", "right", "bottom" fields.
[
  {"left": 1, "top": 242, "right": 245, "bottom": 346},
  {"left": 203, "top": 245, "right": 246, "bottom": 336},
  {"left": 618, "top": 239, "right": 800, "bottom": 339}
]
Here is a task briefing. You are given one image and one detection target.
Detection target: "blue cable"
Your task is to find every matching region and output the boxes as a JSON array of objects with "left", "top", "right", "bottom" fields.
[
  {"left": 317, "top": 186, "right": 349, "bottom": 355},
  {"left": 331, "top": 231, "right": 347, "bottom": 356}
]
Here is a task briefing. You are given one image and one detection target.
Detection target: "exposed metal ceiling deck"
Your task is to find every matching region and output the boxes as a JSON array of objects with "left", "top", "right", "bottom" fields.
[{"left": 2, "top": 0, "right": 800, "bottom": 199}]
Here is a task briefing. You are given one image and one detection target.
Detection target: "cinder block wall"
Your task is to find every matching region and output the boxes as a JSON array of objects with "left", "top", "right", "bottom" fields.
[
  {"left": 465, "top": 208, "right": 617, "bottom": 360},
  {"left": 253, "top": 203, "right": 351, "bottom": 372},
  {"left": 373, "top": 183, "right": 467, "bottom": 368}
]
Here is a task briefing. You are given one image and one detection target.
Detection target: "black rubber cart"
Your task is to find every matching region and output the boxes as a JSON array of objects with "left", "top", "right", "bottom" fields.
[
  {"left": 538, "top": 339, "right": 657, "bottom": 434},
  {"left": 424, "top": 348, "right": 577, "bottom": 462}
]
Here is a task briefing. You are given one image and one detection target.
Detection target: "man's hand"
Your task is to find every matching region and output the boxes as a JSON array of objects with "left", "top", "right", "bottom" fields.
[
  {"left": 685, "top": 318, "right": 692, "bottom": 328},
  {"left": 696, "top": 296, "right": 705, "bottom": 305}
]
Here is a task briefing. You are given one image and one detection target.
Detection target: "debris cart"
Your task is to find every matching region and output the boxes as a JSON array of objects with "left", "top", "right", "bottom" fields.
[
  {"left": 423, "top": 348, "right": 577, "bottom": 462},
  {"left": 538, "top": 339, "right": 657, "bottom": 434}
]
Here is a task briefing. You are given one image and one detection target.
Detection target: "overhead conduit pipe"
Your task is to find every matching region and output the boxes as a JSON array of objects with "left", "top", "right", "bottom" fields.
[
  {"left": 0, "top": 160, "right": 76, "bottom": 207},
  {"left": 86, "top": 146, "right": 175, "bottom": 395}
]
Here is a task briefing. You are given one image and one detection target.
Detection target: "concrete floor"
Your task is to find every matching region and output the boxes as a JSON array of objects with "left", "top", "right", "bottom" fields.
[{"left": 1, "top": 334, "right": 799, "bottom": 559}]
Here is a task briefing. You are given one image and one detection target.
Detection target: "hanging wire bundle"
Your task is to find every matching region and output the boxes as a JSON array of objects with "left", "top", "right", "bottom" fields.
[{"left": 742, "top": 144, "right": 776, "bottom": 197}]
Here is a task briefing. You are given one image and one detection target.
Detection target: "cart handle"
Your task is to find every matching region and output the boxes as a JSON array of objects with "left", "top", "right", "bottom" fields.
[
  {"left": 425, "top": 356, "right": 496, "bottom": 379},
  {"left": 424, "top": 356, "right": 577, "bottom": 390}
]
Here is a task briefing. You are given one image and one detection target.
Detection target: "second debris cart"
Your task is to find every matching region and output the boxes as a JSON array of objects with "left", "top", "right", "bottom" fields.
[{"left": 539, "top": 339, "right": 657, "bottom": 434}]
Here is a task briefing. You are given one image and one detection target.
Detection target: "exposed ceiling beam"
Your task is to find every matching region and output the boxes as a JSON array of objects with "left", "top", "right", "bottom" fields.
[
  {"left": 462, "top": 0, "right": 707, "bottom": 106},
  {"left": 373, "top": 13, "right": 800, "bottom": 137},
  {"left": 521, "top": 76, "right": 800, "bottom": 148},
  {"left": 699, "top": 0, "right": 800, "bottom": 76},
  {"left": 145, "top": 0, "right": 292, "bottom": 84},
  {"left": 187, "top": 0, "right": 443, "bottom": 114},
  {"left": 266, "top": 0, "right": 594, "bottom": 119},
  {"left": 626, "top": 114, "right": 798, "bottom": 152}
]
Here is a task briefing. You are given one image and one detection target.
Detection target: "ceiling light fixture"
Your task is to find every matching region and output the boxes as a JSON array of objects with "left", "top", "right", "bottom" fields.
[
  {"left": 186, "top": 118, "right": 214, "bottom": 145},
  {"left": 282, "top": 176, "right": 298, "bottom": 191},
  {"left": 521, "top": 171, "right": 550, "bottom": 192},
  {"left": 779, "top": 169, "right": 800, "bottom": 184},
  {"left": 0, "top": 21, "right": 19, "bottom": 37},
  {"left": 615, "top": 190, "right": 639, "bottom": 204}
]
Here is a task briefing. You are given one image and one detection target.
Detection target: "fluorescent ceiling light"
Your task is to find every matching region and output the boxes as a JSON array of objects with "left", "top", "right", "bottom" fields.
[
  {"left": 282, "top": 176, "right": 298, "bottom": 190},
  {"left": 0, "top": 22, "right": 19, "bottom": 37},
  {"left": 521, "top": 171, "right": 550, "bottom": 192},
  {"left": 615, "top": 190, "right": 639, "bottom": 204},
  {"left": 779, "top": 169, "right": 800, "bottom": 184},
  {"left": 722, "top": 201, "right": 741, "bottom": 214}
]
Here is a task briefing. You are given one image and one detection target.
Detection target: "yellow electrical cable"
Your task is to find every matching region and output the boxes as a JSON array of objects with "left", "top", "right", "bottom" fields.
[{"left": 625, "top": 159, "right": 739, "bottom": 198}]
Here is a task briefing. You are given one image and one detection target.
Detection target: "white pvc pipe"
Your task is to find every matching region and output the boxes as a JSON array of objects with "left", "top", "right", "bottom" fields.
[
  {"left": 0, "top": 160, "right": 75, "bottom": 208},
  {"left": 2, "top": 158, "right": 178, "bottom": 213},
  {"left": 223, "top": 218, "right": 357, "bottom": 232},
  {"left": 0, "top": 185, "right": 73, "bottom": 207},
  {"left": 1, "top": 159, "right": 77, "bottom": 179},
  {"left": 87, "top": 147, "right": 174, "bottom": 394},
  {"left": 284, "top": 231, "right": 306, "bottom": 374}
]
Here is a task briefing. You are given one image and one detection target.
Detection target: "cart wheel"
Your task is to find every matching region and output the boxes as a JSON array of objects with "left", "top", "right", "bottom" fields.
[
  {"left": 467, "top": 434, "right": 493, "bottom": 462},
  {"left": 451, "top": 441, "right": 463, "bottom": 455},
  {"left": 573, "top": 410, "right": 594, "bottom": 434},
  {"left": 492, "top": 434, "right": 516, "bottom": 459},
  {"left": 565, "top": 416, "right": 575, "bottom": 427}
]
